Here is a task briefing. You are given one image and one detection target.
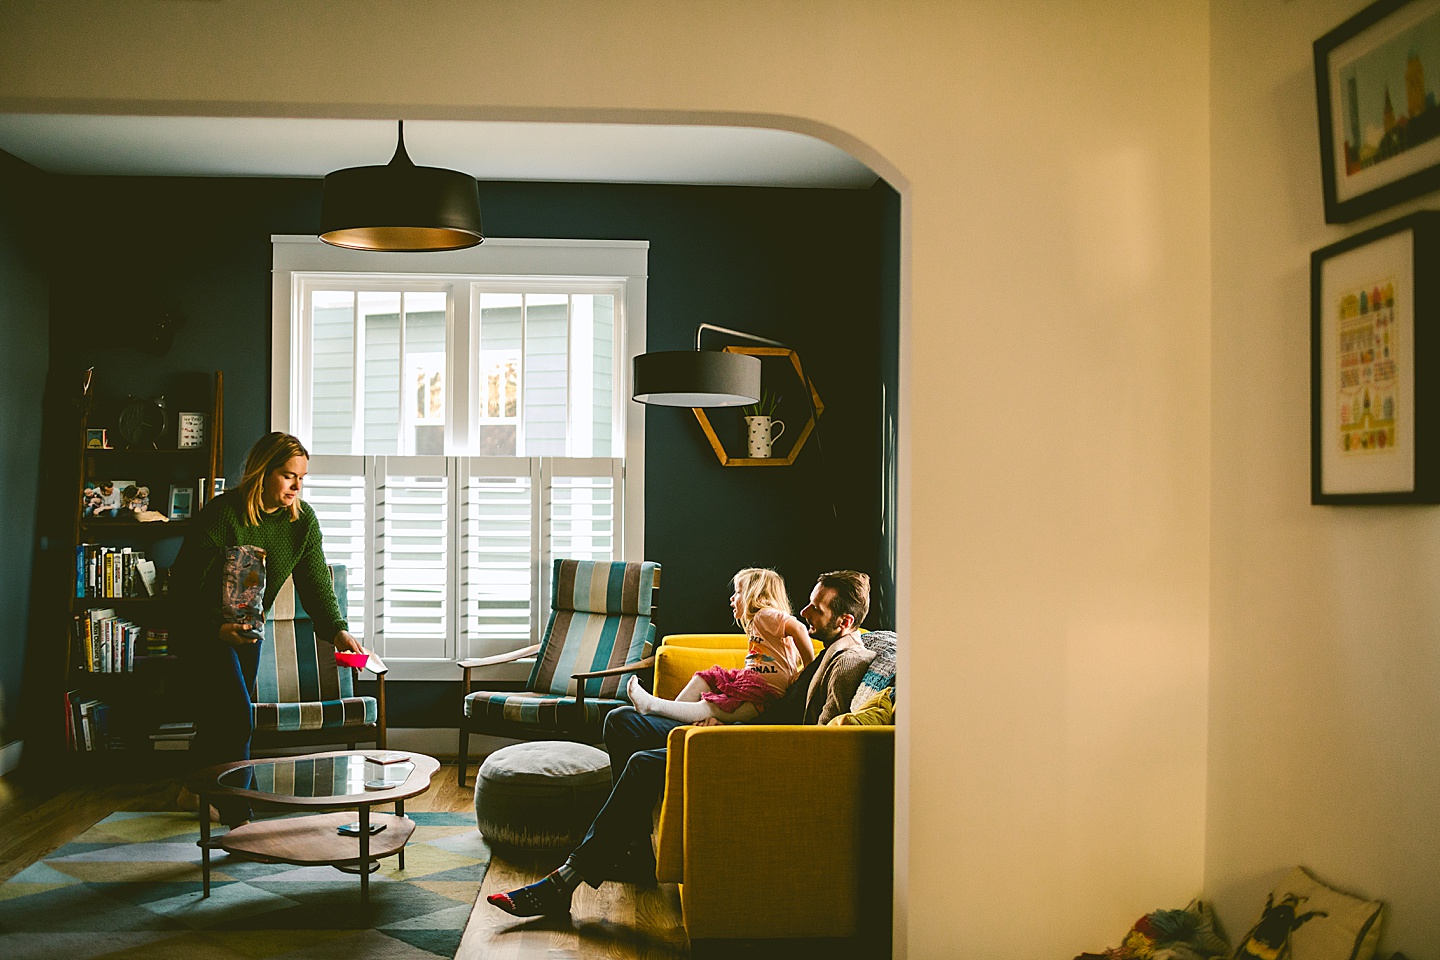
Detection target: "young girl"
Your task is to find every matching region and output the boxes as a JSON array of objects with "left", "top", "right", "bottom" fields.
[{"left": 626, "top": 567, "right": 814, "bottom": 723}]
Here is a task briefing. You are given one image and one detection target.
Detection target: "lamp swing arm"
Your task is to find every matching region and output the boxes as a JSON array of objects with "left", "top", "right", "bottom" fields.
[{"left": 693, "top": 323, "right": 787, "bottom": 351}]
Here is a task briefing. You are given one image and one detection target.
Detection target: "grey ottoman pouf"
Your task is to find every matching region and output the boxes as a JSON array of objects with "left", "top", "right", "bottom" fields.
[{"left": 474, "top": 741, "right": 612, "bottom": 849}]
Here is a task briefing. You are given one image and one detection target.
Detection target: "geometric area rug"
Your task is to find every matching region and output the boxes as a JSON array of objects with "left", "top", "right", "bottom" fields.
[{"left": 0, "top": 811, "right": 489, "bottom": 960}]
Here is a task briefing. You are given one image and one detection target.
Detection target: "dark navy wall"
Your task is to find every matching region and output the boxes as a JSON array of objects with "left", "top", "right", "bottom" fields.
[
  {"left": 0, "top": 151, "right": 49, "bottom": 750},
  {"left": 45, "top": 175, "right": 898, "bottom": 727}
]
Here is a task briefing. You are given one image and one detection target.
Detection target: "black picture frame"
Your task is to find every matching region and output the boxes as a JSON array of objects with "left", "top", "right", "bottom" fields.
[
  {"left": 1315, "top": 0, "right": 1440, "bottom": 223},
  {"left": 1312, "top": 211, "right": 1440, "bottom": 503}
]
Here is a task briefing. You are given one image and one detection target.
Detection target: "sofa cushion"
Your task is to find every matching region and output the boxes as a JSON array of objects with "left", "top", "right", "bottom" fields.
[
  {"left": 851, "top": 630, "right": 897, "bottom": 711},
  {"left": 1233, "top": 866, "right": 1382, "bottom": 960},
  {"left": 828, "top": 685, "right": 894, "bottom": 726}
]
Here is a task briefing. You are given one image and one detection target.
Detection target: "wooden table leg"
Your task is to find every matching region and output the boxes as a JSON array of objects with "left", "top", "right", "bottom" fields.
[
  {"left": 359, "top": 804, "right": 369, "bottom": 906},
  {"left": 199, "top": 794, "right": 211, "bottom": 898},
  {"left": 396, "top": 798, "right": 405, "bottom": 871}
]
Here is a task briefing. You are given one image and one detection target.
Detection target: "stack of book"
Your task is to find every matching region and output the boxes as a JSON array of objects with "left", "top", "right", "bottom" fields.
[
  {"left": 149, "top": 721, "right": 195, "bottom": 752},
  {"left": 64, "top": 690, "right": 112, "bottom": 751}
]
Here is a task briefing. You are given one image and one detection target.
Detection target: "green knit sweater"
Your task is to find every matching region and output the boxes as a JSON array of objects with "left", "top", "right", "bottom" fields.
[{"left": 169, "top": 490, "right": 348, "bottom": 646}]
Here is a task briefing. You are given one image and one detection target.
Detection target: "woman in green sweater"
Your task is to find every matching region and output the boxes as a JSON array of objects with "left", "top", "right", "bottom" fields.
[{"left": 172, "top": 431, "right": 366, "bottom": 827}]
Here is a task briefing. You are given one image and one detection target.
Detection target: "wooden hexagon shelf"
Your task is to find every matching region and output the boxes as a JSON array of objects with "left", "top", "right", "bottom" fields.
[{"left": 691, "top": 345, "right": 824, "bottom": 466}]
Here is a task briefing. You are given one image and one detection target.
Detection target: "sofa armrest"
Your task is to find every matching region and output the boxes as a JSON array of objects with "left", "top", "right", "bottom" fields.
[{"left": 654, "top": 724, "right": 894, "bottom": 940}]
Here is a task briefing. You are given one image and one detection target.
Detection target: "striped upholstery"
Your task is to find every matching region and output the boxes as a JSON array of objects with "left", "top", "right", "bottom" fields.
[
  {"left": 464, "top": 691, "right": 628, "bottom": 727},
  {"left": 253, "top": 565, "right": 377, "bottom": 733},
  {"left": 526, "top": 559, "right": 658, "bottom": 699}
]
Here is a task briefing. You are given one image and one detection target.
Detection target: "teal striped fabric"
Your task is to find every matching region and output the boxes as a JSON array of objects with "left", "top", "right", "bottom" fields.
[
  {"left": 253, "top": 565, "right": 376, "bottom": 732},
  {"left": 464, "top": 691, "right": 626, "bottom": 727},
  {"left": 527, "top": 560, "right": 659, "bottom": 699}
]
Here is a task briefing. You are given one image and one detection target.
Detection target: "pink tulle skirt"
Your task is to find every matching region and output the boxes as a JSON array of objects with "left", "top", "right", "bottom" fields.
[{"left": 695, "top": 666, "right": 784, "bottom": 713}]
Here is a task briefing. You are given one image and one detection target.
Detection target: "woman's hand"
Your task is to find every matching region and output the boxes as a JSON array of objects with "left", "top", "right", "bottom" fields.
[
  {"left": 332, "top": 629, "right": 369, "bottom": 656},
  {"left": 219, "top": 622, "right": 261, "bottom": 646}
]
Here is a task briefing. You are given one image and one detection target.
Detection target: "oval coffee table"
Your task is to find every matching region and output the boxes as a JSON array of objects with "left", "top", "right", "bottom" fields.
[{"left": 184, "top": 749, "right": 440, "bottom": 905}]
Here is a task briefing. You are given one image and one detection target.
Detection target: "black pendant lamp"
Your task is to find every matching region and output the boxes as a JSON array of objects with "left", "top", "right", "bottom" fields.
[
  {"left": 319, "top": 121, "right": 484, "bottom": 252},
  {"left": 631, "top": 324, "right": 783, "bottom": 407}
]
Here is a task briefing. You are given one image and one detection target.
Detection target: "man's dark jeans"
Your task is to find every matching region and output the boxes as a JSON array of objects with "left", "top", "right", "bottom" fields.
[{"left": 567, "top": 706, "right": 683, "bottom": 885}]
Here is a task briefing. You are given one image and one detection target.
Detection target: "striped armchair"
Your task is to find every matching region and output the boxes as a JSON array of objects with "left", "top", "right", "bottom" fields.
[
  {"left": 457, "top": 559, "right": 659, "bottom": 787},
  {"left": 251, "top": 565, "right": 388, "bottom": 751}
]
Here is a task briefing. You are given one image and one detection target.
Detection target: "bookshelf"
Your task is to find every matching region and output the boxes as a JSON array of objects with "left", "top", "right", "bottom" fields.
[{"left": 62, "top": 371, "right": 223, "bottom": 763}]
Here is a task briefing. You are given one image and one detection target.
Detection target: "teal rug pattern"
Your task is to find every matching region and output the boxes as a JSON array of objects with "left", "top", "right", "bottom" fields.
[{"left": 0, "top": 811, "right": 489, "bottom": 959}]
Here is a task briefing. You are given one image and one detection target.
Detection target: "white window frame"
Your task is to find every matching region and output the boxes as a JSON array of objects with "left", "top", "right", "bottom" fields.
[{"left": 271, "top": 236, "right": 648, "bottom": 680}]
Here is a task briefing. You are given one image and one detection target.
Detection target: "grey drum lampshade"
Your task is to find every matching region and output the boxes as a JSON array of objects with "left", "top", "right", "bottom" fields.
[
  {"left": 319, "top": 121, "right": 484, "bottom": 253},
  {"left": 631, "top": 350, "right": 762, "bottom": 407}
]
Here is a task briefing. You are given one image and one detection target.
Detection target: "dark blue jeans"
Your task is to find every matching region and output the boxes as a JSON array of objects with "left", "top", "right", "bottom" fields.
[
  {"left": 188, "top": 637, "right": 260, "bottom": 826},
  {"left": 568, "top": 706, "right": 684, "bottom": 884}
]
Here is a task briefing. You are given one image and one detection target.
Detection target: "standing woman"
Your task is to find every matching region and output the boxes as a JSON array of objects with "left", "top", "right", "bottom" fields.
[{"left": 172, "top": 431, "right": 366, "bottom": 828}]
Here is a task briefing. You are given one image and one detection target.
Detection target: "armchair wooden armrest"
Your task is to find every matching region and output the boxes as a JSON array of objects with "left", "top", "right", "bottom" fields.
[
  {"left": 457, "top": 643, "right": 542, "bottom": 671},
  {"left": 570, "top": 656, "right": 655, "bottom": 681}
]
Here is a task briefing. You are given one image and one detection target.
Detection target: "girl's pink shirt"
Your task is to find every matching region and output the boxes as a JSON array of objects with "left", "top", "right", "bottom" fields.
[{"left": 743, "top": 607, "right": 804, "bottom": 692}]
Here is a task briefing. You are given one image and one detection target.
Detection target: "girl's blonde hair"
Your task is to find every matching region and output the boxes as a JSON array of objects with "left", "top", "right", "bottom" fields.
[
  {"left": 237, "top": 431, "right": 308, "bottom": 525},
  {"left": 731, "top": 567, "right": 791, "bottom": 631}
]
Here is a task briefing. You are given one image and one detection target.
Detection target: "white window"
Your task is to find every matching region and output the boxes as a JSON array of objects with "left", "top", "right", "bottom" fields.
[{"left": 272, "top": 237, "right": 647, "bottom": 680}]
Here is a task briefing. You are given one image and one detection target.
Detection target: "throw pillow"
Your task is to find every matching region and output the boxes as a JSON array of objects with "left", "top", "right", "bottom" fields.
[
  {"left": 1233, "top": 867, "right": 1382, "bottom": 960},
  {"left": 828, "top": 686, "right": 895, "bottom": 726},
  {"left": 852, "top": 630, "right": 897, "bottom": 711}
]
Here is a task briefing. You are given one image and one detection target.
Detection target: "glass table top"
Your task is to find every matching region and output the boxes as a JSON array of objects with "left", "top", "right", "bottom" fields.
[{"left": 216, "top": 754, "right": 416, "bottom": 798}]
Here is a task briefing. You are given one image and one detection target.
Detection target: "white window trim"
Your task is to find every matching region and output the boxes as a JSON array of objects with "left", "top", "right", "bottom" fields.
[{"left": 271, "top": 236, "right": 648, "bottom": 681}]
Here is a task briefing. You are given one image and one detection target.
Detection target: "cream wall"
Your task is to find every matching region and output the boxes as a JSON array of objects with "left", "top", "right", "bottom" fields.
[
  {"left": 0, "top": 2, "right": 1212, "bottom": 956},
  {"left": 1209, "top": 1, "right": 1440, "bottom": 952}
]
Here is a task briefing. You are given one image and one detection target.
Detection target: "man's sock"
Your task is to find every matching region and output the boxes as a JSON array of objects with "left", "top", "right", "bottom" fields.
[
  {"left": 627, "top": 676, "right": 716, "bottom": 722},
  {"left": 486, "top": 862, "right": 581, "bottom": 917}
]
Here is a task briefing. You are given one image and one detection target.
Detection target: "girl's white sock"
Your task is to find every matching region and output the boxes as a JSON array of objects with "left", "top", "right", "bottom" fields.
[{"left": 627, "top": 676, "right": 717, "bottom": 722}]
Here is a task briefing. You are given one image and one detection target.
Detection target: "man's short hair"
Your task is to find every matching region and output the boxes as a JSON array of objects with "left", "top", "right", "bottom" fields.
[{"left": 816, "top": 570, "right": 870, "bottom": 626}]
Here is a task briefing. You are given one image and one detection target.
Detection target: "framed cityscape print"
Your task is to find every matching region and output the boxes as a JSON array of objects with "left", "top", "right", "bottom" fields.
[
  {"left": 1315, "top": 0, "right": 1440, "bottom": 223},
  {"left": 1312, "top": 211, "right": 1440, "bottom": 503}
]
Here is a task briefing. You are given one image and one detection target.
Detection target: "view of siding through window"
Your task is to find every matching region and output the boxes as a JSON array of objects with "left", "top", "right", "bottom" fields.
[
  {"left": 476, "top": 292, "right": 614, "bottom": 457},
  {"left": 300, "top": 280, "right": 622, "bottom": 662}
]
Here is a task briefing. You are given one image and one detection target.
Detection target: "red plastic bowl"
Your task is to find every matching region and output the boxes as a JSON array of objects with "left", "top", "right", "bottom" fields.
[{"left": 334, "top": 651, "right": 369, "bottom": 670}]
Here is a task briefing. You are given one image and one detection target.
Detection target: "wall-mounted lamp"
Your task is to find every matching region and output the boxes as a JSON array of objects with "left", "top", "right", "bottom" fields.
[
  {"left": 319, "top": 121, "right": 484, "bottom": 253},
  {"left": 631, "top": 324, "right": 788, "bottom": 407}
]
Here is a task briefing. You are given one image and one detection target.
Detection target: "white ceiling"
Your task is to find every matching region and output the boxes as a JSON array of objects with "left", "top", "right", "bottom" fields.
[{"left": 0, "top": 115, "right": 878, "bottom": 189}]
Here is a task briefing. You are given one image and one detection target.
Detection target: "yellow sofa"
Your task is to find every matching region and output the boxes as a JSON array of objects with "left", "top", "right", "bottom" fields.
[{"left": 649, "top": 634, "right": 894, "bottom": 945}]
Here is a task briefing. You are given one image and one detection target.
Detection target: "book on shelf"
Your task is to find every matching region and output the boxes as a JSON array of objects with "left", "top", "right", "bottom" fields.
[
  {"left": 150, "top": 720, "right": 195, "bottom": 738},
  {"left": 149, "top": 720, "right": 195, "bottom": 751},
  {"left": 76, "top": 544, "right": 157, "bottom": 599},
  {"left": 73, "top": 608, "right": 147, "bottom": 673}
]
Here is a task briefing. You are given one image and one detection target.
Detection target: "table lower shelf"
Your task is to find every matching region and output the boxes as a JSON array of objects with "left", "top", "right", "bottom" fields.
[{"left": 218, "top": 811, "right": 415, "bottom": 866}]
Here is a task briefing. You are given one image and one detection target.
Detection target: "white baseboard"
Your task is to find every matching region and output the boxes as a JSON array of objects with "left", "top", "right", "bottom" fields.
[{"left": 0, "top": 739, "right": 23, "bottom": 778}]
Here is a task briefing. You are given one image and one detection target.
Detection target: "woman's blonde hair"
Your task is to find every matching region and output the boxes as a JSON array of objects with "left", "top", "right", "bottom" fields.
[
  {"left": 237, "top": 431, "right": 309, "bottom": 525},
  {"left": 731, "top": 567, "right": 791, "bottom": 631}
]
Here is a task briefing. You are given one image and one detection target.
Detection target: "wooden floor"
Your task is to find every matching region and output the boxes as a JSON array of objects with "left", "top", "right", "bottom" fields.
[{"left": 0, "top": 763, "right": 689, "bottom": 960}]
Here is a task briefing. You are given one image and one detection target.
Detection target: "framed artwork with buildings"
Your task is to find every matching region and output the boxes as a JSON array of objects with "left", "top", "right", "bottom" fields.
[
  {"left": 1311, "top": 211, "right": 1440, "bottom": 503},
  {"left": 1315, "top": 0, "right": 1440, "bottom": 223}
]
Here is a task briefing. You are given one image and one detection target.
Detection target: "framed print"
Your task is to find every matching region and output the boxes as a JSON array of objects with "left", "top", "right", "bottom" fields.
[
  {"left": 177, "top": 411, "right": 204, "bottom": 449},
  {"left": 1312, "top": 211, "right": 1440, "bottom": 502},
  {"left": 168, "top": 485, "right": 194, "bottom": 520},
  {"left": 1315, "top": 0, "right": 1440, "bottom": 223}
]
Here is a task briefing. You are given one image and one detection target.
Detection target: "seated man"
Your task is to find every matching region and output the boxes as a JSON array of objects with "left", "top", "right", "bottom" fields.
[{"left": 487, "top": 569, "right": 878, "bottom": 917}]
